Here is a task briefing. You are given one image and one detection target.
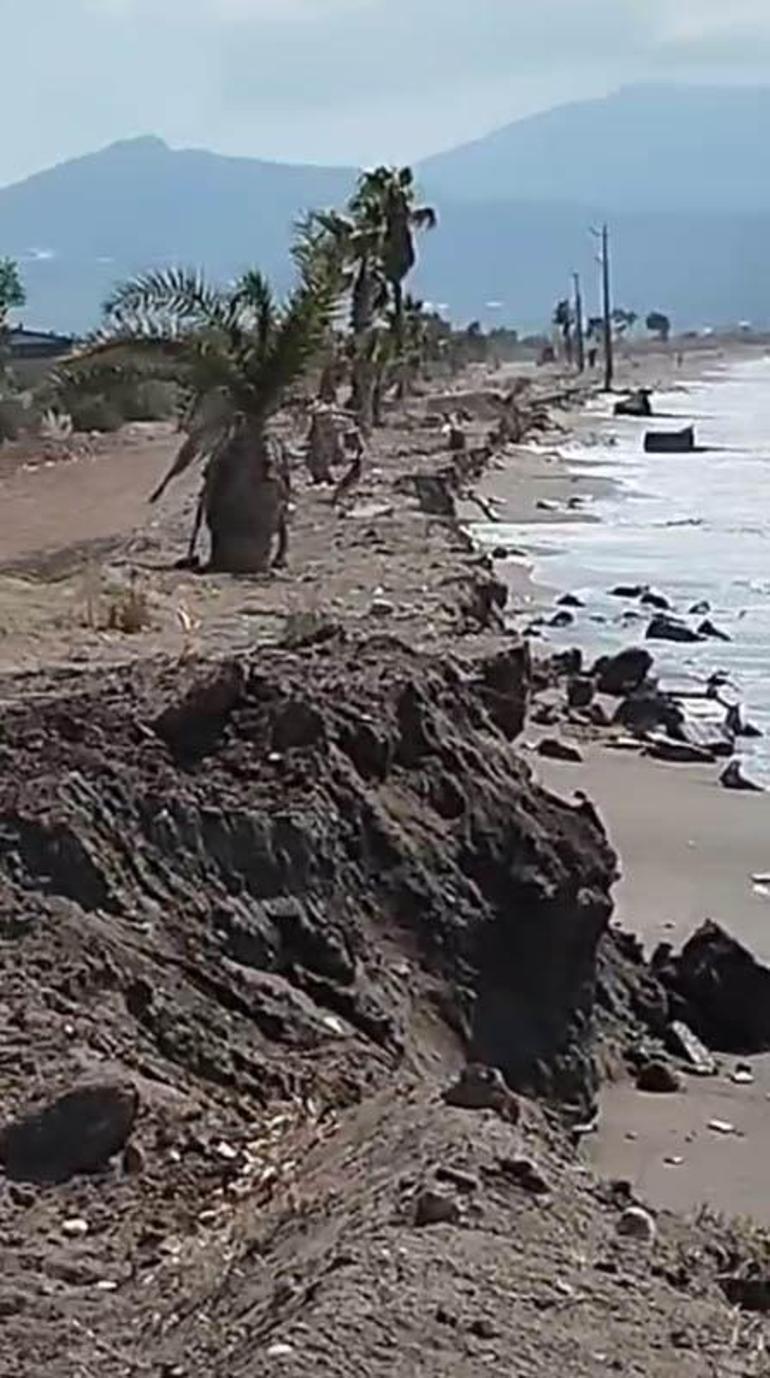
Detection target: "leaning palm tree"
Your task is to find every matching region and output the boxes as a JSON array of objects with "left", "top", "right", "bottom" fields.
[
  {"left": 351, "top": 167, "right": 436, "bottom": 359},
  {"left": 59, "top": 240, "right": 340, "bottom": 573}
]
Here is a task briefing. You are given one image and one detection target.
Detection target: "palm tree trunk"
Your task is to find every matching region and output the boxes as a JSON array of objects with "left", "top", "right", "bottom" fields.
[{"left": 205, "top": 426, "right": 286, "bottom": 574}]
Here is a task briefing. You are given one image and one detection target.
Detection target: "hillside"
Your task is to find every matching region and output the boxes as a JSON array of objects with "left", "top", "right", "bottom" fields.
[
  {"left": 0, "top": 137, "right": 354, "bottom": 332},
  {"left": 3, "top": 84, "right": 770, "bottom": 333},
  {"left": 421, "top": 84, "right": 770, "bottom": 211}
]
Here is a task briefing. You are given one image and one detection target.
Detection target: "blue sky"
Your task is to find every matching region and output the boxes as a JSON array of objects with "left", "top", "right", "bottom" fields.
[{"left": 3, "top": 0, "right": 770, "bottom": 184}]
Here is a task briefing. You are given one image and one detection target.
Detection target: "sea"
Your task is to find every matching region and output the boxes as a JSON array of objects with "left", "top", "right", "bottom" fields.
[{"left": 473, "top": 353, "right": 770, "bottom": 781}]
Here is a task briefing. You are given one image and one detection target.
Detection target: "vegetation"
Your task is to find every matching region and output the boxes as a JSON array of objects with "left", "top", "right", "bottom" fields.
[
  {"left": 61, "top": 236, "right": 342, "bottom": 573},
  {"left": 553, "top": 298, "right": 574, "bottom": 364},
  {"left": 0, "top": 258, "right": 25, "bottom": 333},
  {"left": 646, "top": 310, "right": 672, "bottom": 343}
]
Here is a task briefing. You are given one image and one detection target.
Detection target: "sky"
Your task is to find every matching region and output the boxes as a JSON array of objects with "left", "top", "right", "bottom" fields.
[{"left": 2, "top": 0, "right": 770, "bottom": 185}]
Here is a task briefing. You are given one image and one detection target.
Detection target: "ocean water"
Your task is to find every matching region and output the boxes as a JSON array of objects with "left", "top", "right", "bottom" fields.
[{"left": 475, "top": 354, "right": 770, "bottom": 779}]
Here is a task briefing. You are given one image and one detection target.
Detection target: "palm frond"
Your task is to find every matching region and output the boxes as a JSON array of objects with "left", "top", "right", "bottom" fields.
[
  {"left": 412, "top": 206, "right": 437, "bottom": 230},
  {"left": 104, "top": 268, "right": 229, "bottom": 330},
  {"left": 246, "top": 259, "right": 338, "bottom": 415}
]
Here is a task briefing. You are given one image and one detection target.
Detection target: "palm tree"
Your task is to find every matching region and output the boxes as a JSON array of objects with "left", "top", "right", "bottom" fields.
[
  {"left": 59, "top": 243, "right": 339, "bottom": 573},
  {"left": 351, "top": 167, "right": 436, "bottom": 362},
  {"left": 553, "top": 298, "right": 574, "bottom": 366}
]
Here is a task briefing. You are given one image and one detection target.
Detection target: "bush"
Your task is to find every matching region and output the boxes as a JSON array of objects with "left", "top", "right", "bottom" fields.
[
  {"left": 67, "top": 393, "right": 124, "bottom": 433},
  {"left": 116, "top": 380, "right": 177, "bottom": 422}
]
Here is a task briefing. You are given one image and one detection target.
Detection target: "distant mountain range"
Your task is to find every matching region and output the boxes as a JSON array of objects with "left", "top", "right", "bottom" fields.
[{"left": 3, "top": 84, "right": 770, "bottom": 334}]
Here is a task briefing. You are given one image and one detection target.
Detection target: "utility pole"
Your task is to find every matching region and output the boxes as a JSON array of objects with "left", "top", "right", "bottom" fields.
[
  {"left": 600, "top": 223, "right": 614, "bottom": 392},
  {"left": 572, "top": 271, "right": 585, "bottom": 374}
]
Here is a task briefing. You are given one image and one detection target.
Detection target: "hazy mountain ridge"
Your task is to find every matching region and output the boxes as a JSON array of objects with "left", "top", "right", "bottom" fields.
[{"left": 3, "top": 84, "right": 769, "bottom": 333}]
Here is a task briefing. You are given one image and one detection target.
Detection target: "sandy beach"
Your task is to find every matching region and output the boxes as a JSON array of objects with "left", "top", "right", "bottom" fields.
[{"left": 481, "top": 343, "right": 770, "bottom": 1224}]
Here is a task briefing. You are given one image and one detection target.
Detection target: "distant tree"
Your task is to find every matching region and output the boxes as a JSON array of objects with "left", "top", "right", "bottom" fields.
[
  {"left": 646, "top": 310, "right": 672, "bottom": 343},
  {"left": 553, "top": 298, "right": 574, "bottom": 364},
  {"left": 0, "top": 258, "right": 25, "bottom": 333},
  {"left": 612, "top": 308, "right": 638, "bottom": 338}
]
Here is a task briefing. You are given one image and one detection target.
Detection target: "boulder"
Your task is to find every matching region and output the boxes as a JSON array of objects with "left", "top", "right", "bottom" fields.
[
  {"left": 537, "top": 738, "right": 584, "bottom": 764},
  {"left": 0, "top": 1082, "right": 139, "bottom": 1184},
  {"left": 635, "top": 1060, "right": 683, "bottom": 1093},
  {"left": 549, "top": 610, "right": 575, "bottom": 629},
  {"left": 442, "top": 1065, "right": 520, "bottom": 1122},
  {"left": 689, "top": 600, "right": 711, "bottom": 616},
  {"left": 414, "top": 1190, "right": 461, "bottom": 1227},
  {"left": 614, "top": 390, "right": 653, "bottom": 419},
  {"left": 721, "top": 761, "right": 764, "bottom": 793},
  {"left": 646, "top": 614, "right": 704, "bottom": 644},
  {"left": 644, "top": 426, "right": 695, "bottom": 454},
  {"left": 645, "top": 737, "right": 715, "bottom": 765},
  {"left": 725, "top": 705, "right": 763, "bottom": 739},
  {"left": 557, "top": 593, "right": 585, "bottom": 608},
  {"left": 551, "top": 648, "right": 583, "bottom": 678},
  {"left": 594, "top": 648, "right": 653, "bottom": 696},
  {"left": 698, "top": 619, "right": 731, "bottom": 642},
  {"left": 640, "top": 590, "right": 670, "bottom": 611},
  {"left": 653, "top": 921, "right": 770, "bottom": 1052},
  {"left": 567, "top": 676, "right": 595, "bottom": 711},
  {"left": 614, "top": 688, "right": 683, "bottom": 737},
  {"left": 609, "top": 585, "right": 647, "bottom": 599}
]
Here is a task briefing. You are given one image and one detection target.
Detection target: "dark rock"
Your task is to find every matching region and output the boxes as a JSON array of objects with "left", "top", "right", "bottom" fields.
[
  {"left": 614, "top": 689, "right": 684, "bottom": 737},
  {"left": 665, "top": 1021, "right": 717, "bottom": 1076},
  {"left": 689, "top": 601, "right": 711, "bottom": 616},
  {"left": 557, "top": 593, "right": 585, "bottom": 608},
  {"left": 414, "top": 1189, "right": 460, "bottom": 1227},
  {"left": 646, "top": 615, "right": 704, "bottom": 644},
  {"left": 531, "top": 702, "right": 561, "bottom": 727},
  {"left": 594, "top": 648, "right": 653, "bottom": 696},
  {"left": 725, "top": 705, "right": 763, "bottom": 739},
  {"left": 442, "top": 1065, "right": 520, "bottom": 1122},
  {"left": 537, "top": 738, "right": 583, "bottom": 764},
  {"left": 549, "top": 648, "right": 584, "bottom": 678},
  {"left": 567, "top": 676, "right": 595, "bottom": 710},
  {"left": 645, "top": 737, "right": 714, "bottom": 765},
  {"left": 640, "top": 590, "right": 671, "bottom": 611},
  {"left": 698, "top": 619, "right": 731, "bottom": 642},
  {"left": 722, "top": 1277, "right": 770, "bottom": 1313},
  {"left": 549, "top": 610, "right": 575, "bottom": 629},
  {"left": 636, "top": 1060, "right": 683, "bottom": 1094},
  {"left": 614, "top": 390, "right": 653, "bottom": 418},
  {"left": 497, "top": 1156, "right": 551, "bottom": 1195},
  {"left": 469, "top": 1318, "right": 498, "bottom": 1340},
  {"left": 721, "top": 761, "right": 764, "bottom": 792},
  {"left": 581, "top": 702, "right": 610, "bottom": 727},
  {"left": 644, "top": 426, "right": 695, "bottom": 454},
  {"left": 490, "top": 546, "right": 511, "bottom": 560},
  {"left": 0, "top": 1082, "right": 139, "bottom": 1184},
  {"left": 654, "top": 920, "right": 770, "bottom": 1052},
  {"left": 609, "top": 585, "right": 647, "bottom": 599}
]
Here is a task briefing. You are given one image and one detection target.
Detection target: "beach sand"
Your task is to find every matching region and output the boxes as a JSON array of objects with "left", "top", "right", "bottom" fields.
[{"left": 501, "top": 345, "right": 770, "bottom": 1225}]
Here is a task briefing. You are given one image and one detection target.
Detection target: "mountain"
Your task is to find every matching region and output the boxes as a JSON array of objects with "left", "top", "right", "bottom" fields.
[
  {"left": 3, "top": 85, "right": 770, "bottom": 334},
  {"left": 1, "top": 137, "right": 355, "bottom": 333},
  {"left": 421, "top": 84, "right": 770, "bottom": 212}
]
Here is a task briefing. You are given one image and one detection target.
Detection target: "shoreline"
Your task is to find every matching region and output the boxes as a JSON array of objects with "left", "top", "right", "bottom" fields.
[{"left": 482, "top": 343, "right": 770, "bottom": 1225}]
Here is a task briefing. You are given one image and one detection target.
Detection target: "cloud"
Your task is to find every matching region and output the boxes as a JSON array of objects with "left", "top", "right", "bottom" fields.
[{"left": 3, "top": 0, "right": 770, "bottom": 185}]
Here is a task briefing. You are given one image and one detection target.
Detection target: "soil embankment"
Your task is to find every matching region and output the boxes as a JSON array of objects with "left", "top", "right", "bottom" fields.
[{"left": 3, "top": 368, "right": 770, "bottom": 1374}]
